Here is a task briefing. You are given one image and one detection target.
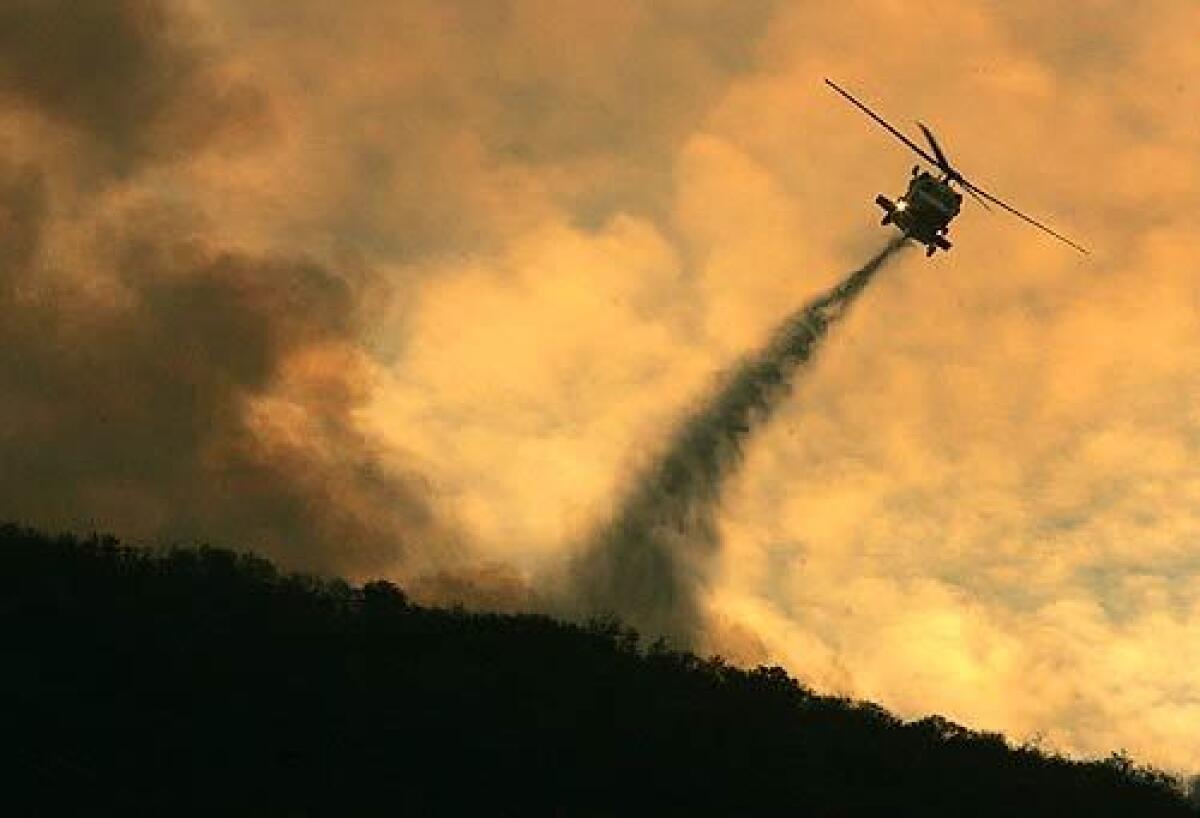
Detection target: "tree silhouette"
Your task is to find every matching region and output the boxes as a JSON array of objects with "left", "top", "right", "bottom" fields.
[{"left": 2, "top": 522, "right": 1194, "bottom": 817}]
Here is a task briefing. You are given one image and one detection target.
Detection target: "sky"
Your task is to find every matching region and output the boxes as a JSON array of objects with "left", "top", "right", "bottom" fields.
[{"left": 2, "top": 0, "right": 1199, "bottom": 772}]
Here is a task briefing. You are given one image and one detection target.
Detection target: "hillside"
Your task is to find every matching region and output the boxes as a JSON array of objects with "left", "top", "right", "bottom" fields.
[{"left": 3, "top": 523, "right": 1193, "bottom": 817}]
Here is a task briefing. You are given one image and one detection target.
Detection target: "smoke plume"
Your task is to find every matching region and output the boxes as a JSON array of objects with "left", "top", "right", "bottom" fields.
[
  {"left": 0, "top": 0, "right": 457, "bottom": 579},
  {"left": 570, "top": 237, "right": 909, "bottom": 645},
  {"left": 6, "top": 0, "right": 1199, "bottom": 770}
]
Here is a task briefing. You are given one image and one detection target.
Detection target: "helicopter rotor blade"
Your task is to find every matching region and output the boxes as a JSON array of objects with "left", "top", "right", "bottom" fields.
[
  {"left": 961, "top": 179, "right": 1088, "bottom": 254},
  {"left": 962, "top": 184, "right": 992, "bottom": 212},
  {"left": 824, "top": 79, "right": 941, "bottom": 169},
  {"left": 826, "top": 78, "right": 1086, "bottom": 254},
  {"left": 915, "top": 121, "right": 990, "bottom": 209},
  {"left": 916, "top": 121, "right": 955, "bottom": 176}
]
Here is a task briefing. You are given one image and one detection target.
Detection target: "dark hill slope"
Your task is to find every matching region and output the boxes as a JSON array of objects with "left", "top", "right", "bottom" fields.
[{"left": 3, "top": 523, "right": 1192, "bottom": 817}]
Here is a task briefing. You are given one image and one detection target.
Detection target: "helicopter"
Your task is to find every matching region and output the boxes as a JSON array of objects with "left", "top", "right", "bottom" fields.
[{"left": 825, "top": 78, "right": 1087, "bottom": 257}]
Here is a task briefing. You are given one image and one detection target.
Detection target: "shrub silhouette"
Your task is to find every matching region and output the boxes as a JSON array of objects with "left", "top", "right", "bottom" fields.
[{"left": 2, "top": 522, "right": 1194, "bottom": 816}]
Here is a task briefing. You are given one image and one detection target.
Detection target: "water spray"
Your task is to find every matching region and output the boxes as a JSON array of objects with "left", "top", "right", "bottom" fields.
[{"left": 570, "top": 237, "right": 909, "bottom": 646}]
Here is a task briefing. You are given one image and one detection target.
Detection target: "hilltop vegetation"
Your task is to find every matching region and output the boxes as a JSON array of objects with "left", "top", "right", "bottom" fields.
[{"left": 3, "top": 523, "right": 1193, "bottom": 816}]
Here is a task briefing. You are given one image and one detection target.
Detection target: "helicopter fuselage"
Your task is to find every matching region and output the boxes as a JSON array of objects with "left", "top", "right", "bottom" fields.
[
  {"left": 876, "top": 168, "right": 962, "bottom": 256},
  {"left": 826, "top": 78, "right": 1086, "bottom": 256}
]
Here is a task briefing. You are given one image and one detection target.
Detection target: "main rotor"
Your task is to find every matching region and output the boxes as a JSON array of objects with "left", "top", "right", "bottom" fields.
[{"left": 824, "top": 78, "right": 1087, "bottom": 254}]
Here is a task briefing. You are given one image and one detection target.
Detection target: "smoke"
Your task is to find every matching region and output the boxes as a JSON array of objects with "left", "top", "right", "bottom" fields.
[
  {"left": 0, "top": 204, "right": 457, "bottom": 577},
  {"left": 0, "top": 0, "right": 267, "bottom": 176},
  {"left": 569, "top": 237, "right": 909, "bottom": 645},
  {"left": 7, "top": 0, "right": 1198, "bottom": 771},
  {"left": 0, "top": 0, "right": 779, "bottom": 587},
  {"left": 0, "top": 0, "right": 458, "bottom": 579}
]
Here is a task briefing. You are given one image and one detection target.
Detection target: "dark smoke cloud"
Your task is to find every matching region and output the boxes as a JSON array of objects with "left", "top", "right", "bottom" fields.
[
  {"left": 0, "top": 196, "right": 453, "bottom": 575},
  {"left": 0, "top": 0, "right": 784, "bottom": 588},
  {"left": 569, "top": 238, "right": 908, "bottom": 645},
  {"left": 408, "top": 562, "right": 544, "bottom": 615},
  {"left": 0, "top": 0, "right": 267, "bottom": 174},
  {"left": 0, "top": 1, "right": 455, "bottom": 577},
  {"left": 0, "top": 157, "right": 45, "bottom": 276}
]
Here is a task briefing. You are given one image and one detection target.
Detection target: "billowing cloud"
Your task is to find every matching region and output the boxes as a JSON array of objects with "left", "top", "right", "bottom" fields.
[
  {"left": 0, "top": 1, "right": 453, "bottom": 577},
  {"left": 3, "top": 0, "right": 1199, "bottom": 774},
  {"left": 0, "top": 0, "right": 267, "bottom": 174},
  {"left": 361, "top": 0, "right": 1200, "bottom": 772}
]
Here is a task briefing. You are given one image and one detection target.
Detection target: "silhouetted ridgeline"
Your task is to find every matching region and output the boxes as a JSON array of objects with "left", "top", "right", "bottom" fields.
[{"left": 3, "top": 523, "right": 1193, "bottom": 817}]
